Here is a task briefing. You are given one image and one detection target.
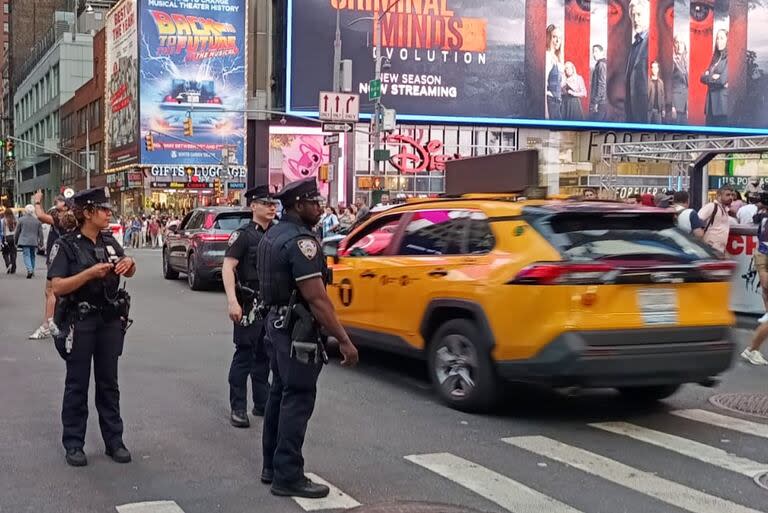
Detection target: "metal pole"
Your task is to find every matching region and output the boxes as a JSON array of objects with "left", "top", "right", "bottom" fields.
[
  {"left": 372, "top": 15, "right": 382, "bottom": 176},
  {"left": 328, "top": 6, "right": 342, "bottom": 207},
  {"left": 85, "top": 115, "right": 90, "bottom": 189}
]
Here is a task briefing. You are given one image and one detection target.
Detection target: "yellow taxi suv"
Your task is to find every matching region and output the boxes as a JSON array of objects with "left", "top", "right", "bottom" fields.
[{"left": 323, "top": 196, "right": 736, "bottom": 412}]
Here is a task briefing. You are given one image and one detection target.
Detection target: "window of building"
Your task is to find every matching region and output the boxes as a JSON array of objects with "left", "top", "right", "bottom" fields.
[
  {"left": 3, "top": 22, "right": 8, "bottom": 33},
  {"left": 3, "top": 4, "right": 8, "bottom": 14}
]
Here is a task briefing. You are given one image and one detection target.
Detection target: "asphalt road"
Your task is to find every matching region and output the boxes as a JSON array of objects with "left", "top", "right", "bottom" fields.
[{"left": 2, "top": 249, "right": 768, "bottom": 513}]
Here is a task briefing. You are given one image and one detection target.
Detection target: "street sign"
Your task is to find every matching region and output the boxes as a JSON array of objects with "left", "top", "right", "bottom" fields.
[
  {"left": 324, "top": 134, "right": 340, "bottom": 146},
  {"left": 369, "top": 79, "right": 382, "bottom": 101},
  {"left": 322, "top": 122, "right": 354, "bottom": 133},
  {"left": 318, "top": 91, "right": 360, "bottom": 121}
]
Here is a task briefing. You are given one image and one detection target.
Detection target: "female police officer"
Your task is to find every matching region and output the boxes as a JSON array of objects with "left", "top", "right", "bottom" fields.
[{"left": 47, "top": 187, "right": 136, "bottom": 467}]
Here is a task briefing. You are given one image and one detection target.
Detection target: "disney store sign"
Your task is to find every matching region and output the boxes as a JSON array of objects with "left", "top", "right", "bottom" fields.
[{"left": 385, "top": 133, "right": 463, "bottom": 174}]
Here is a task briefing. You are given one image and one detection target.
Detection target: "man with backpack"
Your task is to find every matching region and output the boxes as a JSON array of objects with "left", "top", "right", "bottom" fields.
[
  {"left": 672, "top": 191, "right": 704, "bottom": 239},
  {"left": 697, "top": 185, "right": 734, "bottom": 253}
]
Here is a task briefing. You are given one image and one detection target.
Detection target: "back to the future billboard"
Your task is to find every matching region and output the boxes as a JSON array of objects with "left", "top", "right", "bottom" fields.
[
  {"left": 287, "top": 0, "right": 768, "bottom": 134},
  {"left": 138, "top": 0, "right": 247, "bottom": 168}
]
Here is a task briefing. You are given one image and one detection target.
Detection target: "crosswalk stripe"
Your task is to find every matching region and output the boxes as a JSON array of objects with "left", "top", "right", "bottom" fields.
[
  {"left": 405, "top": 452, "right": 585, "bottom": 513},
  {"left": 503, "top": 436, "right": 763, "bottom": 513},
  {"left": 116, "top": 501, "right": 185, "bottom": 513},
  {"left": 672, "top": 409, "right": 768, "bottom": 439},
  {"left": 590, "top": 421, "right": 767, "bottom": 478},
  {"left": 291, "top": 472, "right": 361, "bottom": 511}
]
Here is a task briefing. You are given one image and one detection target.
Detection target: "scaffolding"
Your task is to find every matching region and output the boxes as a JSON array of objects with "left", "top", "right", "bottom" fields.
[{"left": 599, "top": 135, "right": 768, "bottom": 206}]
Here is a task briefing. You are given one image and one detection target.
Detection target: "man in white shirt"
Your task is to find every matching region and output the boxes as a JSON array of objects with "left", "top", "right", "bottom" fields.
[
  {"left": 698, "top": 186, "right": 734, "bottom": 253},
  {"left": 737, "top": 193, "right": 759, "bottom": 225}
]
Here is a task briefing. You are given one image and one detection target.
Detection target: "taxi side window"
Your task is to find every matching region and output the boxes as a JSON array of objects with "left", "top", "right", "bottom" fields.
[
  {"left": 396, "top": 210, "right": 465, "bottom": 256},
  {"left": 344, "top": 214, "right": 403, "bottom": 257},
  {"left": 466, "top": 216, "right": 495, "bottom": 254}
]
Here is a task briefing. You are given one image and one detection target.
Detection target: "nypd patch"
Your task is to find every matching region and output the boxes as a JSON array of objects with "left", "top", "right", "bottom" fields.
[
  {"left": 297, "top": 238, "right": 318, "bottom": 260},
  {"left": 228, "top": 231, "right": 240, "bottom": 247},
  {"left": 49, "top": 242, "right": 60, "bottom": 262}
]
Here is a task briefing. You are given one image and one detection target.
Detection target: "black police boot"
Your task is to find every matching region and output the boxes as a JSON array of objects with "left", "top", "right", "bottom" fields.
[
  {"left": 271, "top": 476, "right": 330, "bottom": 499},
  {"left": 230, "top": 410, "right": 250, "bottom": 428},
  {"left": 65, "top": 448, "right": 88, "bottom": 467},
  {"left": 260, "top": 467, "right": 274, "bottom": 484},
  {"left": 106, "top": 444, "right": 132, "bottom": 463},
  {"left": 252, "top": 405, "right": 265, "bottom": 417}
]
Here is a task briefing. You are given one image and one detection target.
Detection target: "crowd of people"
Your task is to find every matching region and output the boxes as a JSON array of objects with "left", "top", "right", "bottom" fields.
[{"left": 117, "top": 215, "right": 178, "bottom": 249}]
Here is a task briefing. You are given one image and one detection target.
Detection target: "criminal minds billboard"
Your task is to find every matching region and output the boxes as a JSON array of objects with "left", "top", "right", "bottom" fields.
[
  {"left": 287, "top": 0, "right": 768, "bottom": 134},
  {"left": 138, "top": 0, "right": 247, "bottom": 167}
]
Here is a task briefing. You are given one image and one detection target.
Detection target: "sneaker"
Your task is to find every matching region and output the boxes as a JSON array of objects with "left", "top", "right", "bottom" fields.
[
  {"left": 29, "top": 325, "right": 51, "bottom": 340},
  {"left": 741, "top": 349, "right": 768, "bottom": 366},
  {"left": 759, "top": 313, "right": 768, "bottom": 324}
]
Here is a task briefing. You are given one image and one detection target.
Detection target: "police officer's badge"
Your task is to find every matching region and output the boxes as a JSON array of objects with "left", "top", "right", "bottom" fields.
[
  {"left": 298, "top": 239, "right": 318, "bottom": 260},
  {"left": 228, "top": 231, "right": 240, "bottom": 247},
  {"left": 49, "top": 242, "right": 59, "bottom": 262}
]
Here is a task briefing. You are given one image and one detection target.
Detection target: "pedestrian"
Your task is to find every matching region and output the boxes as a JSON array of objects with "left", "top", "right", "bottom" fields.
[
  {"left": 354, "top": 198, "right": 369, "bottom": 222},
  {"left": 141, "top": 216, "right": 148, "bottom": 248},
  {"left": 698, "top": 185, "right": 734, "bottom": 253},
  {"left": 221, "top": 185, "right": 275, "bottom": 428},
  {"left": 672, "top": 191, "right": 704, "bottom": 239},
  {"left": 149, "top": 217, "right": 159, "bottom": 248},
  {"left": 131, "top": 217, "right": 141, "bottom": 249},
  {"left": 730, "top": 190, "right": 744, "bottom": 217},
  {"left": 257, "top": 177, "right": 359, "bottom": 498},
  {"left": 321, "top": 206, "right": 339, "bottom": 238},
  {"left": 737, "top": 193, "right": 760, "bottom": 225},
  {"left": 48, "top": 187, "right": 136, "bottom": 467},
  {"left": 15, "top": 205, "right": 42, "bottom": 279},
  {"left": 1, "top": 208, "right": 18, "bottom": 273},
  {"left": 744, "top": 198, "right": 768, "bottom": 365},
  {"left": 744, "top": 322, "right": 768, "bottom": 365},
  {"left": 338, "top": 206, "right": 355, "bottom": 234},
  {"left": 29, "top": 190, "right": 76, "bottom": 340}
]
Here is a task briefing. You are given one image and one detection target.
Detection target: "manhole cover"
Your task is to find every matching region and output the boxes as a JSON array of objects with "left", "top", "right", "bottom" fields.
[
  {"left": 349, "top": 502, "right": 488, "bottom": 513},
  {"left": 755, "top": 471, "right": 768, "bottom": 491},
  {"left": 709, "top": 393, "right": 768, "bottom": 419}
]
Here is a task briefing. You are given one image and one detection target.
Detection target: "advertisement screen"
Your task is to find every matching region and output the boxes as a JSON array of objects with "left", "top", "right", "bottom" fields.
[
  {"left": 138, "top": 0, "right": 247, "bottom": 166},
  {"left": 105, "top": 0, "right": 139, "bottom": 170},
  {"left": 287, "top": 0, "right": 768, "bottom": 134}
]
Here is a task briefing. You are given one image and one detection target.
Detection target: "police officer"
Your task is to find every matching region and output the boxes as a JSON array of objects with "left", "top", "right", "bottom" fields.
[
  {"left": 257, "top": 177, "right": 359, "bottom": 498},
  {"left": 47, "top": 187, "right": 136, "bottom": 467},
  {"left": 222, "top": 185, "right": 275, "bottom": 428}
]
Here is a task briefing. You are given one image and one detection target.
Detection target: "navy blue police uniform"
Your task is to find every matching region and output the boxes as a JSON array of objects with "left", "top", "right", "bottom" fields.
[
  {"left": 257, "top": 178, "right": 330, "bottom": 497},
  {"left": 47, "top": 187, "right": 132, "bottom": 467},
  {"left": 224, "top": 185, "right": 272, "bottom": 426}
]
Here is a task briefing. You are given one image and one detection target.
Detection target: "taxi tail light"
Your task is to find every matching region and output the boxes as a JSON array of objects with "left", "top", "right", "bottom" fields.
[
  {"left": 696, "top": 261, "right": 736, "bottom": 282},
  {"left": 510, "top": 262, "right": 614, "bottom": 285},
  {"left": 196, "top": 233, "right": 230, "bottom": 242}
]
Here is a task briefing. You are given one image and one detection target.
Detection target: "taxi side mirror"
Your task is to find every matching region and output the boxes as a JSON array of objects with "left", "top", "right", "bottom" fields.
[{"left": 323, "top": 239, "right": 340, "bottom": 264}]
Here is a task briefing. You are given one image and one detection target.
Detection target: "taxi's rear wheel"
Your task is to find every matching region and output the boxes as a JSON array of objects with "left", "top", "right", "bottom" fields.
[
  {"left": 617, "top": 384, "right": 681, "bottom": 402},
  {"left": 428, "top": 319, "right": 497, "bottom": 413}
]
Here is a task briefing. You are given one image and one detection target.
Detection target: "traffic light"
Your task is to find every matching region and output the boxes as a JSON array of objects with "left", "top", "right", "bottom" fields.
[
  {"left": 183, "top": 116, "right": 193, "bottom": 137},
  {"left": 318, "top": 164, "right": 329, "bottom": 182},
  {"left": 6, "top": 140, "right": 14, "bottom": 159},
  {"left": 144, "top": 132, "right": 155, "bottom": 151},
  {"left": 213, "top": 178, "right": 222, "bottom": 196}
]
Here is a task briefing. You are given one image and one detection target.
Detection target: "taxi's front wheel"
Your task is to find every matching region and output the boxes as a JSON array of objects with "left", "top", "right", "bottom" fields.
[{"left": 428, "top": 319, "right": 498, "bottom": 413}]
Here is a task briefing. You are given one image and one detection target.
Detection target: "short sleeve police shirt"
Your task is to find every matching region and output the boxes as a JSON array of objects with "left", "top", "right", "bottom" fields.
[
  {"left": 47, "top": 238, "right": 75, "bottom": 279},
  {"left": 225, "top": 228, "right": 248, "bottom": 261},
  {"left": 287, "top": 236, "right": 324, "bottom": 282}
]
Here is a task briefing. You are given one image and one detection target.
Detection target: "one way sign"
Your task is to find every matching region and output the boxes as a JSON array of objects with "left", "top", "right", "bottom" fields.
[{"left": 319, "top": 92, "right": 360, "bottom": 122}]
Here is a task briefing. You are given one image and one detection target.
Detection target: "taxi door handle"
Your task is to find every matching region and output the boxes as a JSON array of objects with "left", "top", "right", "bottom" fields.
[
  {"left": 360, "top": 270, "right": 377, "bottom": 279},
  {"left": 428, "top": 269, "right": 448, "bottom": 277}
]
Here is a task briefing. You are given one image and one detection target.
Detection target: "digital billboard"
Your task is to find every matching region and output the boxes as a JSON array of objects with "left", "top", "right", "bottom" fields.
[
  {"left": 138, "top": 0, "right": 247, "bottom": 167},
  {"left": 287, "top": 0, "right": 768, "bottom": 134},
  {"left": 105, "top": 0, "right": 139, "bottom": 170}
]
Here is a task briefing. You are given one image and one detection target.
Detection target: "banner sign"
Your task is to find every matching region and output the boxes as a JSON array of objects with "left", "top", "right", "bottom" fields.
[
  {"left": 105, "top": 0, "right": 139, "bottom": 169},
  {"left": 150, "top": 181, "right": 215, "bottom": 189},
  {"left": 288, "top": 0, "right": 768, "bottom": 134},
  {"left": 138, "top": 0, "right": 247, "bottom": 166}
]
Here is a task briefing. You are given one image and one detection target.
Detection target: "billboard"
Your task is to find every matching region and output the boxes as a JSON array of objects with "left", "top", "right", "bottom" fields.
[
  {"left": 287, "top": 0, "right": 768, "bottom": 134},
  {"left": 138, "top": 0, "right": 247, "bottom": 167},
  {"left": 105, "top": 0, "right": 139, "bottom": 170}
]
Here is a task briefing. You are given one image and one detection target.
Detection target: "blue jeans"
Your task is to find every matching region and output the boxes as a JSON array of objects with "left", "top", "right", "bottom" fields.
[{"left": 21, "top": 246, "right": 36, "bottom": 273}]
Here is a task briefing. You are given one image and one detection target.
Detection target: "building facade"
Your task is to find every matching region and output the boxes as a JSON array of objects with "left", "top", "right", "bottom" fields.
[{"left": 12, "top": 26, "right": 93, "bottom": 204}]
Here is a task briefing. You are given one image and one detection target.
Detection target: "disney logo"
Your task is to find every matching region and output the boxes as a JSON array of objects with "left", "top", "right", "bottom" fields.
[{"left": 385, "top": 134, "right": 462, "bottom": 174}]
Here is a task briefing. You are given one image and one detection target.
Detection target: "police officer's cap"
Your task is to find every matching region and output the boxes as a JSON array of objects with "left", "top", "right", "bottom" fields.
[
  {"left": 275, "top": 178, "right": 323, "bottom": 207},
  {"left": 72, "top": 187, "right": 113, "bottom": 209},
  {"left": 244, "top": 185, "right": 274, "bottom": 203}
]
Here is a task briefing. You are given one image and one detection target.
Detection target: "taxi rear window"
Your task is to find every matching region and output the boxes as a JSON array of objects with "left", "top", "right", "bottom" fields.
[{"left": 534, "top": 212, "right": 715, "bottom": 263}]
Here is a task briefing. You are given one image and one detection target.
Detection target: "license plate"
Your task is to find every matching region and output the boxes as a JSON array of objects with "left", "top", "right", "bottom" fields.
[{"left": 637, "top": 288, "right": 678, "bottom": 325}]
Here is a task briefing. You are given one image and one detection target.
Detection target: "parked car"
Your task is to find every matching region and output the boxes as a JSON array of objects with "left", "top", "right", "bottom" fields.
[
  {"left": 323, "top": 195, "right": 736, "bottom": 412},
  {"left": 162, "top": 207, "right": 251, "bottom": 290}
]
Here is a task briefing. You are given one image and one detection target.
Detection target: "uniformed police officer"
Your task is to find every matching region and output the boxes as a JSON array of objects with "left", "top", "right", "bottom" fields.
[
  {"left": 257, "top": 177, "right": 359, "bottom": 498},
  {"left": 47, "top": 187, "right": 136, "bottom": 467},
  {"left": 222, "top": 185, "right": 275, "bottom": 428}
]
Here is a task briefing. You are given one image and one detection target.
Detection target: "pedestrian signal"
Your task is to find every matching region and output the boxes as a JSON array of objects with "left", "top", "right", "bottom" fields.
[{"left": 318, "top": 164, "right": 329, "bottom": 182}]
